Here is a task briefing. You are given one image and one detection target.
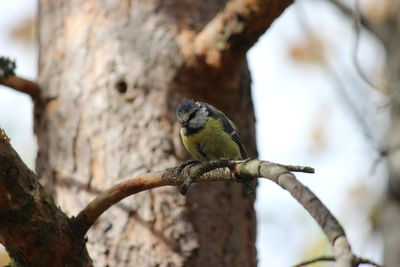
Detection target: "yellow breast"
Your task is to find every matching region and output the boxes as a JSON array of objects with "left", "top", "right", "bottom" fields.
[{"left": 180, "top": 118, "right": 242, "bottom": 161}]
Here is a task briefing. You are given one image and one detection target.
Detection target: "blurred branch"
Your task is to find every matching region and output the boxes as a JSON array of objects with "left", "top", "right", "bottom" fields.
[
  {"left": 371, "top": 143, "right": 400, "bottom": 174},
  {"left": 325, "top": 0, "right": 382, "bottom": 40},
  {"left": 0, "top": 56, "right": 39, "bottom": 97},
  {"left": 183, "top": 0, "right": 293, "bottom": 67},
  {"left": 293, "top": 255, "right": 383, "bottom": 267},
  {"left": 320, "top": 0, "right": 384, "bottom": 92},
  {"left": 294, "top": 2, "right": 381, "bottom": 150},
  {"left": 351, "top": 0, "right": 385, "bottom": 92},
  {"left": 293, "top": 256, "right": 334, "bottom": 267},
  {"left": 326, "top": 65, "right": 379, "bottom": 147}
]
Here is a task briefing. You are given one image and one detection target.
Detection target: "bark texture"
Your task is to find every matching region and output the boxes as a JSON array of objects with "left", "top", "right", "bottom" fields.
[
  {"left": 380, "top": 43, "right": 400, "bottom": 267},
  {"left": 36, "top": 1, "right": 291, "bottom": 266},
  {"left": 0, "top": 131, "right": 92, "bottom": 266},
  {"left": 373, "top": 7, "right": 400, "bottom": 267}
]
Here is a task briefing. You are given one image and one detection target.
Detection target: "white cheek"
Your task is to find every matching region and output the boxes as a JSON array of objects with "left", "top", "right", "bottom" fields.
[{"left": 189, "top": 118, "right": 201, "bottom": 128}]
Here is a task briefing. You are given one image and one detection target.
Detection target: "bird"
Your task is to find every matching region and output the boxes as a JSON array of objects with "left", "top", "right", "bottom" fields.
[
  {"left": 176, "top": 100, "right": 254, "bottom": 195},
  {"left": 176, "top": 100, "right": 247, "bottom": 162}
]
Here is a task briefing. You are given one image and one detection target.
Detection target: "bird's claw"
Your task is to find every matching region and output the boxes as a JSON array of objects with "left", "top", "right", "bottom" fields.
[
  {"left": 174, "top": 160, "right": 199, "bottom": 195},
  {"left": 175, "top": 160, "right": 199, "bottom": 174}
]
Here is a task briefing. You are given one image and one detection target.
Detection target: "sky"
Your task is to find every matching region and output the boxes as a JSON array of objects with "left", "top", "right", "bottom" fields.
[
  {"left": 0, "top": 0, "right": 37, "bottom": 168},
  {"left": 0, "top": 0, "right": 387, "bottom": 266}
]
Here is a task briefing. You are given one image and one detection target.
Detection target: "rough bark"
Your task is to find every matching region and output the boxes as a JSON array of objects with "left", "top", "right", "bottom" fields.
[
  {"left": 375, "top": 7, "right": 400, "bottom": 267},
  {"left": 380, "top": 44, "right": 400, "bottom": 267},
  {"left": 0, "top": 131, "right": 92, "bottom": 266},
  {"left": 36, "top": 1, "right": 291, "bottom": 266}
]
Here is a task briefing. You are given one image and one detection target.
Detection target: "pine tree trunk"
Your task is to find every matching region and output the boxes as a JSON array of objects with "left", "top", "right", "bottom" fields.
[
  {"left": 35, "top": 1, "right": 286, "bottom": 265},
  {"left": 379, "top": 21, "right": 400, "bottom": 267}
]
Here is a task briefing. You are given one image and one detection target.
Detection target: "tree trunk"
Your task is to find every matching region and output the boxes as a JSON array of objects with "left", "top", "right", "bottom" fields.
[
  {"left": 35, "top": 1, "right": 289, "bottom": 265},
  {"left": 378, "top": 19, "right": 400, "bottom": 267},
  {"left": 381, "top": 105, "right": 400, "bottom": 267}
]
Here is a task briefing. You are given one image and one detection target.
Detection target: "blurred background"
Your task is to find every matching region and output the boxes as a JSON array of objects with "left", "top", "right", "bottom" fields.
[{"left": 0, "top": 0, "right": 388, "bottom": 266}]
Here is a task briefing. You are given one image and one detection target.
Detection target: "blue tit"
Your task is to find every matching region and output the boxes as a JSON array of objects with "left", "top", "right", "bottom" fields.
[{"left": 176, "top": 100, "right": 247, "bottom": 162}]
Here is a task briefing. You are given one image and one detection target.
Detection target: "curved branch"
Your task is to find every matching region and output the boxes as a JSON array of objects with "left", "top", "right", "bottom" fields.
[
  {"left": 74, "top": 160, "right": 314, "bottom": 235},
  {"left": 74, "top": 159, "right": 361, "bottom": 266},
  {"left": 0, "top": 128, "right": 380, "bottom": 267},
  {"left": 185, "top": 0, "right": 293, "bottom": 67},
  {"left": 293, "top": 255, "right": 383, "bottom": 267},
  {"left": 325, "top": 0, "right": 383, "bottom": 41}
]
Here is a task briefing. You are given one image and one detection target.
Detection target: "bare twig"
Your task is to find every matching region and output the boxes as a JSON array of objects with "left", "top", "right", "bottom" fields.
[
  {"left": 353, "top": 257, "right": 385, "bottom": 267},
  {"left": 324, "top": 0, "right": 381, "bottom": 39},
  {"left": 351, "top": 0, "right": 384, "bottom": 92},
  {"left": 294, "top": 1, "right": 381, "bottom": 150},
  {"left": 293, "top": 256, "right": 335, "bottom": 267},
  {"left": 325, "top": 65, "right": 379, "bottom": 147}
]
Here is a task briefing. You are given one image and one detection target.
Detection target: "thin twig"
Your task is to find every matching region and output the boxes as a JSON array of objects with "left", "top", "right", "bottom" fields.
[
  {"left": 351, "top": 0, "right": 384, "bottom": 92},
  {"left": 294, "top": 0, "right": 381, "bottom": 150},
  {"left": 354, "top": 256, "right": 384, "bottom": 267},
  {"left": 277, "top": 163, "right": 315, "bottom": 173},
  {"left": 324, "top": 0, "right": 380, "bottom": 39}
]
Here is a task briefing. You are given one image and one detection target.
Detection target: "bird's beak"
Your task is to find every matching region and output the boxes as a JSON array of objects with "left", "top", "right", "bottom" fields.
[{"left": 182, "top": 121, "right": 188, "bottom": 128}]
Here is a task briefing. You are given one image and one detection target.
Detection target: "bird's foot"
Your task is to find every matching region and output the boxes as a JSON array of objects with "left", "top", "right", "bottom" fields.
[
  {"left": 175, "top": 160, "right": 199, "bottom": 173},
  {"left": 174, "top": 160, "right": 199, "bottom": 195}
]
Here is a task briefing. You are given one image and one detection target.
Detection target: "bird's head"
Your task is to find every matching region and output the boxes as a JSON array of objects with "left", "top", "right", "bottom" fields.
[{"left": 176, "top": 100, "right": 208, "bottom": 132}]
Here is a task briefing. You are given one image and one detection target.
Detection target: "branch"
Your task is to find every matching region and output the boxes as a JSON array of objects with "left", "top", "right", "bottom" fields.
[
  {"left": 186, "top": 0, "right": 293, "bottom": 67},
  {"left": 74, "top": 160, "right": 315, "bottom": 235},
  {"left": 0, "top": 75, "right": 40, "bottom": 97},
  {"left": 325, "top": 0, "right": 382, "bottom": 40},
  {"left": 0, "top": 128, "right": 380, "bottom": 267},
  {"left": 74, "top": 159, "right": 364, "bottom": 267},
  {"left": 0, "top": 56, "right": 39, "bottom": 96},
  {"left": 293, "top": 255, "right": 383, "bottom": 267},
  {"left": 0, "top": 129, "right": 91, "bottom": 266},
  {"left": 294, "top": 256, "right": 335, "bottom": 267}
]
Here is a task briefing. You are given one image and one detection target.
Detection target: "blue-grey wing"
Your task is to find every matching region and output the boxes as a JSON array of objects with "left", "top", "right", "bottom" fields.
[{"left": 204, "top": 103, "right": 248, "bottom": 159}]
